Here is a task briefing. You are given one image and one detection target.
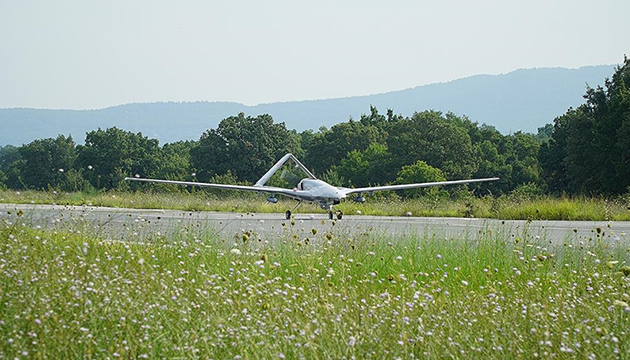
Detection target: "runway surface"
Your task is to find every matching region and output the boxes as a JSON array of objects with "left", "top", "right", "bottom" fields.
[{"left": 1, "top": 203, "right": 629, "bottom": 246}]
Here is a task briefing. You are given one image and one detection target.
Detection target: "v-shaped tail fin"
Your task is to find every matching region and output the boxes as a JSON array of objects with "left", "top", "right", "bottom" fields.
[{"left": 255, "top": 153, "right": 317, "bottom": 187}]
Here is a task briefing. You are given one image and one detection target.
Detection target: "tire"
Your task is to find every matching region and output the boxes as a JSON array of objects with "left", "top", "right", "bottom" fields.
[{"left": 285, "top": 210, "right": 291, "bottom": 219}]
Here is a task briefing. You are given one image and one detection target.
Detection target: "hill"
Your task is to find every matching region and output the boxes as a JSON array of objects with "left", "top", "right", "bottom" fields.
[{"left": 0, "top": 65, "right": 615, "bottom": 146}]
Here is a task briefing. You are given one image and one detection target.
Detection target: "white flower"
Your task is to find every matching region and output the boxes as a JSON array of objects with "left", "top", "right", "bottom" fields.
[
  {"left": 348, "top": 336, "right": 356, "bottom": 347},
  {"left": 230, "top": 249, "right": 242, "bottom": 256}
]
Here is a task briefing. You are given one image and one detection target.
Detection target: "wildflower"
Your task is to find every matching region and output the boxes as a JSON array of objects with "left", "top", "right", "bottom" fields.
[
  {"left": 406, "top": 211, "right": 412, "bottom": 216},
  {"left": 87, "top": 165, "right": 93, "bottom": 170},
  {"left": 58, "top": 168, "right": 64, "bottom": 172},
  {"left": 356, "top": 210, "right": 361, "bottom": 214},
  {"left": 348, "top": 336, "right": 356, "bottom": 347},
  {"left": 436, "top": 254, "right": 442, "bottom": 260},
  {"left": 230, "top": 249, "right": 242, "bottom": 256},
  {"left": 461, "top": 280, "right": 469, "bottom": 286}
]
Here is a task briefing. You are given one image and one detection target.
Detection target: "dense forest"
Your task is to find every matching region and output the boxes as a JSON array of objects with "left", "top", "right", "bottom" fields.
[{"left": 1, "top": 56, "right": 628, "bottom": 198}]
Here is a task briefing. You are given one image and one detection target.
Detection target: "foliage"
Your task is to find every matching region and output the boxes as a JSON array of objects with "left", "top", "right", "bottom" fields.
[
  {"left": 541, "top": 55, "right": 630, "bottom": 195},
  {"left": 395, "top": 161, "right": 446, "bottom": 198},
  {"left": 16, "top": 135, "right": 76, "bottom": 190},
  {"left": 302, "top": 108, "right": 387, "bottom": 175},
  {"left": 333, "top": 143, "right": 391, "bottom": 187},
  {"left": 191, "top": 113, "right": 299, "bottom": 183},
  {"left": 76, "top": 127, "right": 161, "bottom": 190},
  {"left": 156, "top": 140, "right": 196, "bottom": 181}
]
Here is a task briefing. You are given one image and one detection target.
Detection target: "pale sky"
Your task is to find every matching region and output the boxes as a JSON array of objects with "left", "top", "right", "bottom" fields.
[{"left": 0, "top": 0, "right": 628, "bottom": 109}]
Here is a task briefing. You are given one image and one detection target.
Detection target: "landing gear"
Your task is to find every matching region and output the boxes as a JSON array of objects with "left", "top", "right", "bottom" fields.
[
  {"left": 286, "top": 201, "right": 302, "bottom": 219},
  {"left": 328, "top": 209, "right": 343, "bottom": 220}
]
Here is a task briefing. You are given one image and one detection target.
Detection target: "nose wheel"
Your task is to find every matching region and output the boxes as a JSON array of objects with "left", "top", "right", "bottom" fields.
[
  {"left": 286, "top": 201, "right": 302, "bottom": 219},
  {"left": 328, "top": 209, "right": 343, "bottom": 220}
]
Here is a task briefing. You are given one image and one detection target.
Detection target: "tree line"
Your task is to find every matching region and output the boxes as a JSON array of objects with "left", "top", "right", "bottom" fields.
[{"left": 1, "top": 55, "right": 628, "bottom": 198}]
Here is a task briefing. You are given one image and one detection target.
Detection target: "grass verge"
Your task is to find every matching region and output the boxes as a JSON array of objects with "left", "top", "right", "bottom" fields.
[
  {"left": 1, "top": 215, "right": 629, "bottom": 358},
  {"left": 2, "top": 189, "right": 630, "bottom": 221}
]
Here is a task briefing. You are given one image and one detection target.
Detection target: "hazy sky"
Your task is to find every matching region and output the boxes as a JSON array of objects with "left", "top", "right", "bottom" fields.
[{"left": 1, "top": 0, "right": 628, "bottom": 109}]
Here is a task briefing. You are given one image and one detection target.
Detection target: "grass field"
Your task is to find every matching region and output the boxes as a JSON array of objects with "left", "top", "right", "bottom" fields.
[
  {"left": 1, "top": 189, "right": 630, "bottom": 221},
  {"left": 1, "top": 212, "right": 630, "bottom": 359}
]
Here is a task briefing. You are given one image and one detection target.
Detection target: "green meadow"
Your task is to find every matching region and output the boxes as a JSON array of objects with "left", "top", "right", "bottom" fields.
[
  {"left": 1, "top": 189, "right": 629, "bottom": 221},
  {"left": 1, "top": 209, "right": 630, "bottom": 359}
]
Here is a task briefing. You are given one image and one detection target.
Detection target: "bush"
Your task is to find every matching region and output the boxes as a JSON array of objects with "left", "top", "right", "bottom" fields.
[{"left": 509, "top": 182, "right": 545, "bottom": 201}]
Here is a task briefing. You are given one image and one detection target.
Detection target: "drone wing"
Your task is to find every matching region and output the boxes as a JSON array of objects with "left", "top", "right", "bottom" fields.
[
  {"left": 125, "top": 177, "right": 302, "bottom": 199},
  {"left": 340, "top": 177, "right": 499, "bottom": 196}
]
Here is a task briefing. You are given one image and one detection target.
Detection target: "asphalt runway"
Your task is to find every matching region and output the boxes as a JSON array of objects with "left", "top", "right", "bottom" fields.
[{"left": 1, "top": 203, "right": 629, "bottom": 246}]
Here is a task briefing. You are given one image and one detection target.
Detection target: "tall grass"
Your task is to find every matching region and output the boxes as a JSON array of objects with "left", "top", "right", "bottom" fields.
[
  {"left": 1, "top": 214, "right": 629, "bottom": 359},
  {"left": 1, "top": 189, "right": 629, "bottom": 221}
]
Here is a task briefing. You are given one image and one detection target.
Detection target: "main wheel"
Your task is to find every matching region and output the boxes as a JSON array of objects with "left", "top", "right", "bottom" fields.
[
  {"left": 328, "top": 210, "right": 334, "bottom": 220},
  {"left": 336, "top": 211, "right": 343, "bottom": 220},
  {"left": 285, "top": 210, "right": 292, "bottom": 219}
]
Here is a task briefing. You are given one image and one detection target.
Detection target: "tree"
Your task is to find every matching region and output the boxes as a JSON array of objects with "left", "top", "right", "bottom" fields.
[
  {"left": 191, "top": 113, "right": 299, "bottom": 183},
  {"left": 0, "top": 145, "right": 21, "bottom": 189},
  {"left": 386, "top": 111, "right": 478, "bottom": 180},
  {"left": 76, "top": 127, "right": 161, "bottom": 189},
  {"left": 156, "top": 141, "right": 196, "bottom": 181},
  {"left": 587, "top": 56, "right": 630, "bottom": 194},
  {"left": 395, "top": 160, "right": 446, "bottom": 198},
  {"left": 302, "top": 118, "right": 386, "bottom": 175},
  {"left": 472, "top": 140, "right": 512, "bottom": 195},
  {"left": 0, "top": 145, "right": 20, "bottom": 174},
  {"left": 540, "top": 55, "right": 630, "bottom": 195},
  {"left": 508, "top": 132, "right": 541, "bottom": 187},
  {"left": 333, "top": 143, "right": 392, "bottom": 187},
  {"left": 17, "top": 135, "right": 76, "bottom": 189}
]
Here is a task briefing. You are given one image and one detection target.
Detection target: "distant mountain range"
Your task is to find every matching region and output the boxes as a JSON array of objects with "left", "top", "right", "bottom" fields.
[{"left": 0, "top": 65, "right": 615, "bottom": 146}]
